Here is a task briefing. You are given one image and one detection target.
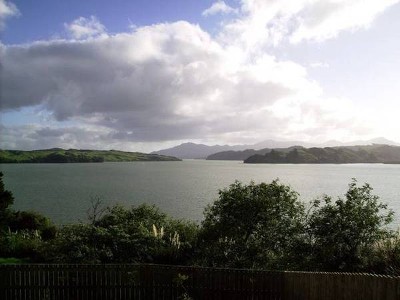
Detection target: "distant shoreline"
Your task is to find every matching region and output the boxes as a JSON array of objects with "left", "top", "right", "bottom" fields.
[
  {"left": 240, "top": 144, "right": 400, "bottom": 164},
  {"left": 0, "top": 149, "right": 181, "bottom": 163}
]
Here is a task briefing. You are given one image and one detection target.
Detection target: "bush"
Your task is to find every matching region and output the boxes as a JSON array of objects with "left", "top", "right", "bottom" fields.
[
  {"left": 0, "top": 172, "right": 13, "bottom": 212},
  {"left": 303, "top": 179, "right": 394, "bottom": 272},
  {"left": 7, "top": 211, "right": 57, "bottom": 240},
  {"left": 0, "top": 172, "right": 14, "bottom": 228},
  {"left": 45, "top": 204, "right": 199, "bottom": 264},
  {"left": 366, "top": 231, "right": 400, "bottom": 275},
  {"left": 198, "top": 180, "right": 305, "bottom": 269},
  {"left": 0, "top": 229, "right": 44, "bottom": 261}
]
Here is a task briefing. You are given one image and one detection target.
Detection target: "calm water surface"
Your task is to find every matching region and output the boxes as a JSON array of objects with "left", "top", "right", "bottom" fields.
[{"left": 1, "top": 160, "right": 400, "bottom": 225}]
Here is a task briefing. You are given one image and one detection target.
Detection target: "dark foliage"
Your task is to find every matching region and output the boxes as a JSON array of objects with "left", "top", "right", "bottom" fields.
[
  {"left": 7, "top": 211, "right": 57, "bottom": 240},
  {"left": 45, "top": 204, "right": 199, "bottom": 265},
  {"left": 299, "top": 179, "right": 394, "bottom": 272},
  {"left": 0, "top": 172, "right": 14, "bottom": 213},
  {"left": 198, "top": 180, "right": 305, "bottom": 269}
]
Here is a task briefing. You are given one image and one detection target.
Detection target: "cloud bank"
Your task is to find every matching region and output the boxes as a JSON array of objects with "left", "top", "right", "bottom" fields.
[
  {"left": 1, "top": 0, "right": 398, "bottom": 150},
  {"left": 220, "top": 0, "right": 398, "bottom": 49}
]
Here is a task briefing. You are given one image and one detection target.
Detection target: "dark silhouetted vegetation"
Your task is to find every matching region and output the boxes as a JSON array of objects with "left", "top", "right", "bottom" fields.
[
  {"left": 44, "top": 204, "right": 198, "bottom": 265},
  {"left": 293, "top": 179, "right": 395, "bottom": 273},
  {"left": 0, "top": 172, "right": 14, "bottom": 213},
  {"left": 198, "top": 180, "right": 304, "bottom": 269}
]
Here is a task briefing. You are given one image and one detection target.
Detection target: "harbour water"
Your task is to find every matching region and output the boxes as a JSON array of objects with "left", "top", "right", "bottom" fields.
[{"left": 1, "top": 160, "right": 399, "bottom": 225}]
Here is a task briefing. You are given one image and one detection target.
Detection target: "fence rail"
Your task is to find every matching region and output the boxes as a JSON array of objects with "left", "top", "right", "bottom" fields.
[{"left": 0, "top": 264, "right": 399, "bottom": 300}]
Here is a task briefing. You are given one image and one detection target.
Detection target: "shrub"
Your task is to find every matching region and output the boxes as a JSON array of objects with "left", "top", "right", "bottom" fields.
[
  {"left": 303, "top": 179, "right": 394, "bottom": 271},
  {"left": 46, "top": 204, "right": 199, "bottom": 264},
  {"left": 198, "top": 180, "right": 305, "bottom": 269},
  {"left": 0, "top": 229, "right": 44, "bottom": 261}
]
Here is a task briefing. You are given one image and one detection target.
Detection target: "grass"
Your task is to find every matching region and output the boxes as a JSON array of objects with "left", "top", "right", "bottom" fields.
[{"left": 0, "top": 257, "right": 27, "bottom": 264}]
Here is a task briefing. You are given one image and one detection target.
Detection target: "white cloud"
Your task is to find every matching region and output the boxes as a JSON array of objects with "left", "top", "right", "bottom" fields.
[
  {"left": 64, "top": 16, "right": 107, "bottom": 39},
  {"left": 1, "top": 19, "right": 376, "bottom": 149},
  {"left": 290, "top": 0, "right": 400, "bottom": 43},
  {"left": 0, "top": 0, "right": 19, "bottom": 30},
  {"left": 202, "top": 1, "right": 238, "bottom": 16},
  {"left": 219, "top": 0, "right": 399, "bottom": 50},
  {"left": 2, "top": 1, "right": 397, "bottom": 149},
  {"left": 310, "top": 62, "right": 329, "bottom": 68}
]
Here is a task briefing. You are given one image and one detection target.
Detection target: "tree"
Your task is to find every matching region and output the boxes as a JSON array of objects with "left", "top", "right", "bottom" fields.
[
  {"left": 0, "top": 172, "right": 14, "bottom": 213},
  {"left": 198, "top": 180, "right": 305, "bottom": 269},
  {"left": 7, "top": 211, "right": 56, "bottom": 240},
  {"left": 0, "top": 172, "right": 14, "bottom": 229},
  {"left": 304, "top": 179, "right": 394, "bottom": 272}
]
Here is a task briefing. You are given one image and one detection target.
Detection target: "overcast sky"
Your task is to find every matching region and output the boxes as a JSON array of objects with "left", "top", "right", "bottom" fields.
[{"left": 1, "top": 0, "right": 400, "bottom": 152}]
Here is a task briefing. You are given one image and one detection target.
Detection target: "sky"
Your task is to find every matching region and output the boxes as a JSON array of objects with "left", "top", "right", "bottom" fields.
[{"left": 1, "top": 0, "right": 400, "bottom": 152}]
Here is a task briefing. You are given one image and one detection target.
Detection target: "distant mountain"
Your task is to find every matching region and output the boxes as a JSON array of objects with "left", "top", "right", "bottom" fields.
[
  {"left": 152, "top": 141, "right": 312, "bottom": 159},
  {"left": 151, "top": 142, "right": 250, "bottom": 159},
  {"left": 207, "top": 149, "right": 269, "bottom": 161},
  {"left": 206, "top": 146, "right": 304, "bottom": 161},
  {"left": 244, "top": 144, "right": 400, "bottom": 164},
  {"left": 153, "top": 137, "right": 399, "bottom": 160},
  {"left": 251, "top": 140, "right": 314, "bottom": 149},
  {"left": 0, "top": 149, "right": 181, "bottom": 163}
]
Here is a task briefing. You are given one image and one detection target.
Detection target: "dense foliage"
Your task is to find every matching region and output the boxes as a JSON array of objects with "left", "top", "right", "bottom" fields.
[
  {"left": 0, "top": 172, "right": 13, "bottom": 213},
  {"left": 45, "top": 204, "right": 198, "bottom": 264},
  {"left": 0, "top": 172, "right": 399, "bottom": 275},
  {"left": 297, "top": 180, "right": 394, "bottom": 272},
  {"left": 198, "top": 180, "right": 304, "bottom": 269}
]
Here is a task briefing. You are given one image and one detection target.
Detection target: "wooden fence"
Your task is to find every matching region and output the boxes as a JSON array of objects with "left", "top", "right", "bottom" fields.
[{"left": 0, "top": 264, "right": 399, "bottom": 300}]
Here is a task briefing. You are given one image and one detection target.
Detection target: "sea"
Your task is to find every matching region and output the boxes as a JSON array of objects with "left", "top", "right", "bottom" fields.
[{"left": 1, "top": 160, "right": 399, "bottom": 226}]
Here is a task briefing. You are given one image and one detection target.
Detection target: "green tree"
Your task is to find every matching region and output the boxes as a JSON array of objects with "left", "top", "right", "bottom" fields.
[
  {"left": 304, "top": 179, "right": 394, "bottom": 271},
  {"left": 0, "top": 229, "right": 44, "bottom": 260},
  {"left": 7, "top": 211, "right": 57, "bottom": 240},
  {"left": 0, "top": 172, "right": 14, "bottom": 230},
  {"left": 198, "top": 180, "right": 305, "bottom": 269},
  {"left": 0, "top": 172, "right": 14, "bottom": 213}
]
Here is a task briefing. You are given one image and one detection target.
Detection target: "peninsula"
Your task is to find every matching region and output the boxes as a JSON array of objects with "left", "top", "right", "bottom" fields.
[
  {"left": 0, "top": 149, "right": 181, "bottom": 163},
  {"left": 243, "top": 144, "right": 400, "bottom": 164}
]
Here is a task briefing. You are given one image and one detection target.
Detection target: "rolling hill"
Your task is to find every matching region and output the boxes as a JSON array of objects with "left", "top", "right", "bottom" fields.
[
  {"left": 0, "top": 149, "right": 181, "bottom": 163},
  {"left": 244, "top": 145, "right": 400, "bottom": 164}
]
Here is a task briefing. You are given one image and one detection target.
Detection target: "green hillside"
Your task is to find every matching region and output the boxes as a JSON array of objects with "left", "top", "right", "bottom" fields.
[
  {"left": 244, "top": 144, "right": 400, "bottom": 164},
  {"left": 0, "top": 149, "right": 181, "bottom": 163}
]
